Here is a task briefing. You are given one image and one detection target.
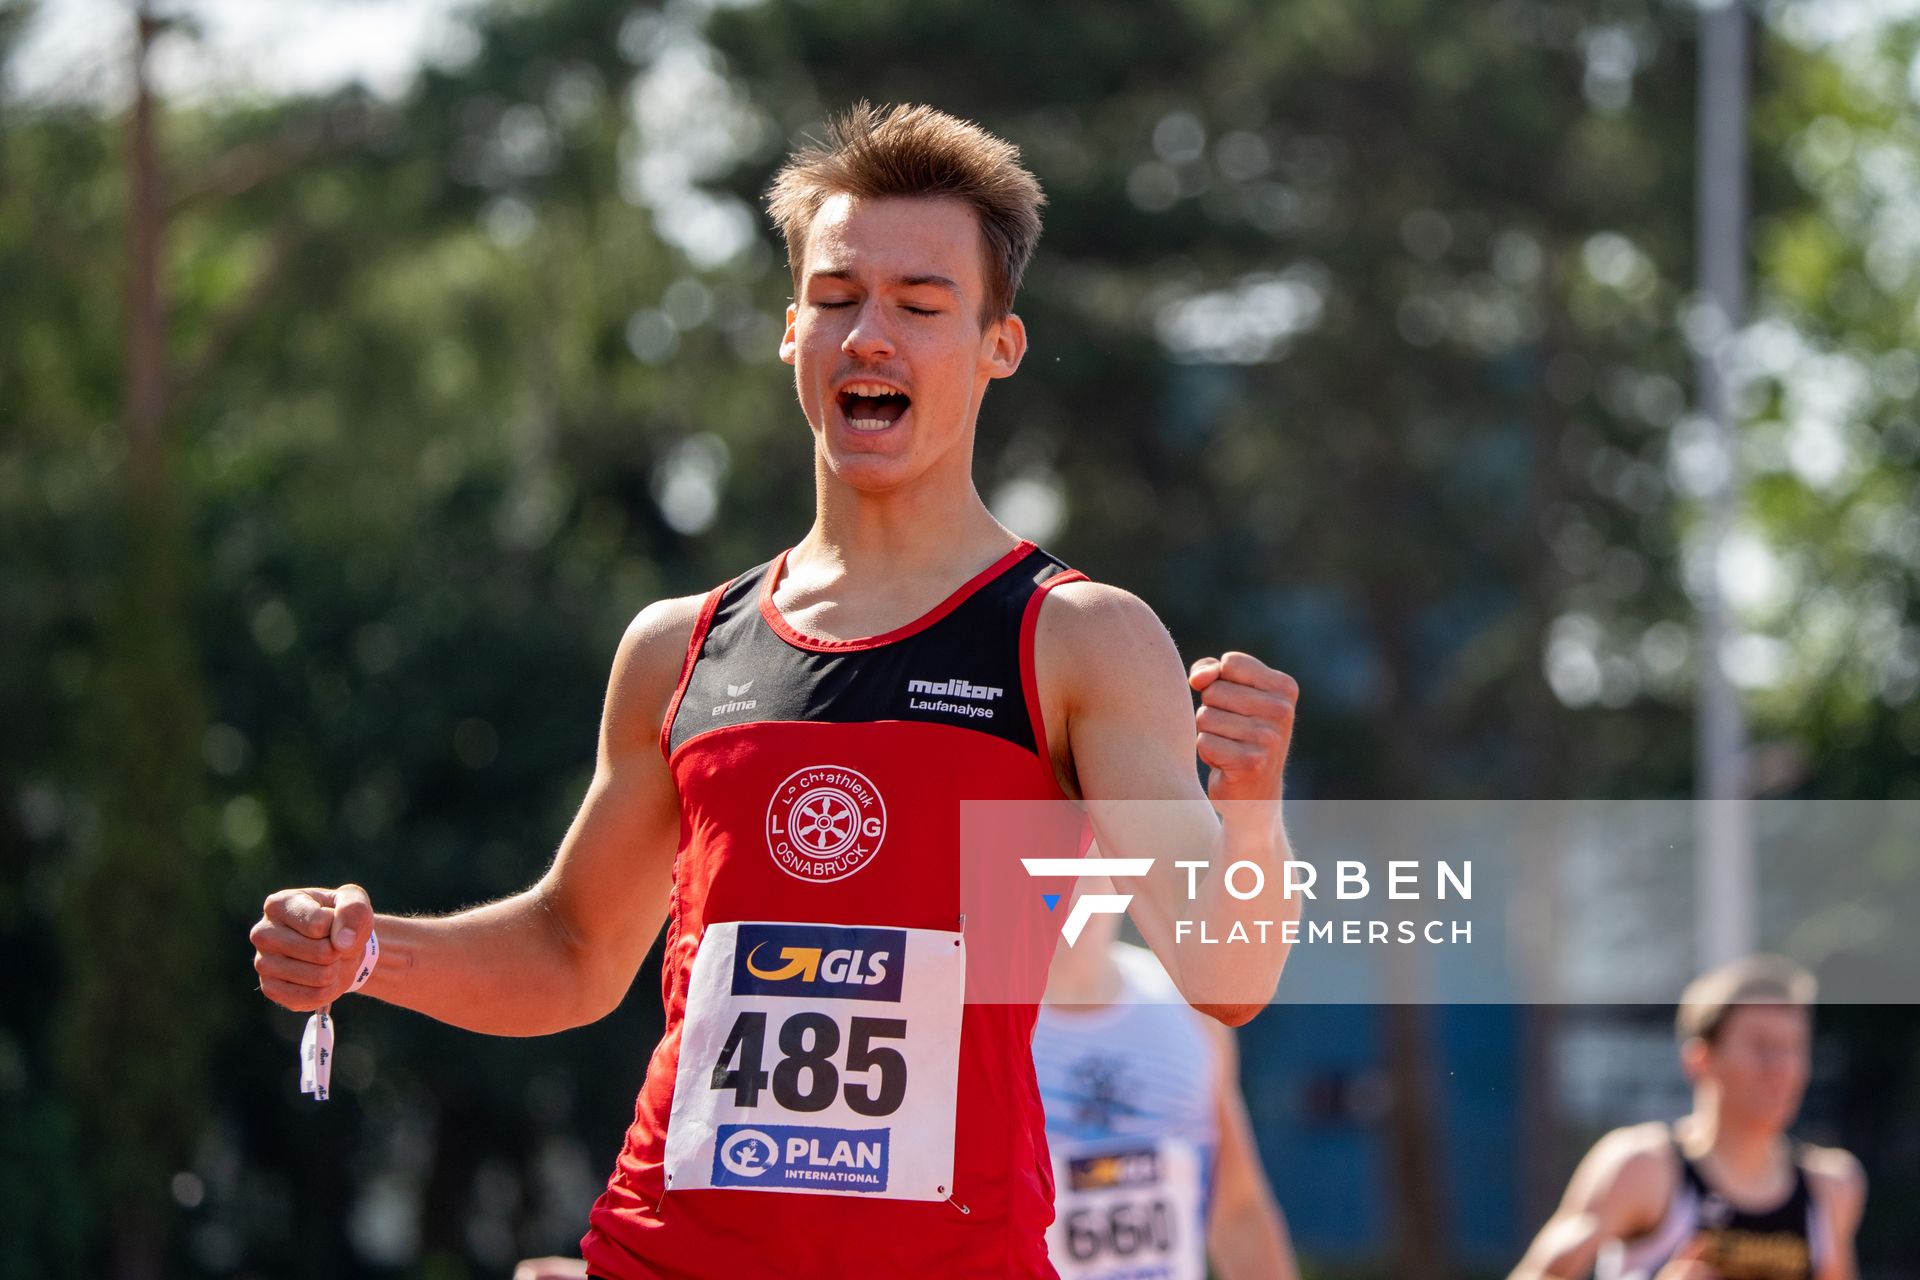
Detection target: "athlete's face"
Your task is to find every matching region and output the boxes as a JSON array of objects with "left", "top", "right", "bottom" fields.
[
  {"left": 1688, "top": 1004, "right": 1811, "bottom": 1131},
  {"left": 781, "top": 194, "right": 1026, "bottom": 491}
]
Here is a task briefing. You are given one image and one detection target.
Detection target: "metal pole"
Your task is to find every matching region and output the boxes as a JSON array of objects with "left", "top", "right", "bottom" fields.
[{"left": 1694, "top": 0, "right": 1756, "bottom": 968}]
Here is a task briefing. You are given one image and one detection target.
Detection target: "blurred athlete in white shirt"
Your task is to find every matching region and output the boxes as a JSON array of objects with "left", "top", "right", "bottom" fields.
[{"left": 1035, "top": 897, "right": 1298, "bottom": 1280}]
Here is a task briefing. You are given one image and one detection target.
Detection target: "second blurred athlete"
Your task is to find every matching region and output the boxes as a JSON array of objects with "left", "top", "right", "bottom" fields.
[{"left": 1036, "top": 898, "right": 1299, "bottom": 1280}]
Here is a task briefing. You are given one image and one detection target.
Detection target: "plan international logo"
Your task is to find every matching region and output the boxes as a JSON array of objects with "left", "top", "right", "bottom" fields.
[{"left": 712, "top": 1123, "right": 892, "bottom": 1192}]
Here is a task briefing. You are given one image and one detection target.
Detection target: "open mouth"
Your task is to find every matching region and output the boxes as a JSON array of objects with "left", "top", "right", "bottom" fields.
[{"left": 837, "top": 381, "right": 912, "bottom": 432}]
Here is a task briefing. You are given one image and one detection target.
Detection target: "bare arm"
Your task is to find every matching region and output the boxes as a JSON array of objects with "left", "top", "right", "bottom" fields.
[
  {"left": 1808, "top": 1146, "right": 1867, "bottom": 1280},
  {"left": 250, "top": 594, "right": 703, "bottom": 1035},
  {"left": 513, "top": 1259, "right": 589, "bottom": 1280},
  {"left": 1036, "top": 581, "right": 1300, "bottom": 1025},
  {"left": 1203, "top": 1022, "right": 1299, "bottom": 1280},
  {"left": 1508, "top": 1125, "right": 1673, "bottom": 1280}
]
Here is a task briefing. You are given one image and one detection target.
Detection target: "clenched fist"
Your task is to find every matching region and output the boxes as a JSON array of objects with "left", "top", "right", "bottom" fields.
[
  {"left": 250, "top": 884, "right": 374, "bottom": 1012},
  {"left": 1187, "top": 650, "right": 1298, "bottom": 806}
]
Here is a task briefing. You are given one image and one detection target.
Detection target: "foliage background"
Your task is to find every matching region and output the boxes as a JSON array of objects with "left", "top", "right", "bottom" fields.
[{"left": 2, "top": 0, "right": 1918, "bottom": 1275}]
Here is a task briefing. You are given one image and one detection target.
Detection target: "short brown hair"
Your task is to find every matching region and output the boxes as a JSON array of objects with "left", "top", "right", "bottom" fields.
[
  {"left": 766, "top": 101, "right": 1046, "bottom": 324},
  {"left": 1676, "top": 955, "right": 1817, "bottom": 1045}
]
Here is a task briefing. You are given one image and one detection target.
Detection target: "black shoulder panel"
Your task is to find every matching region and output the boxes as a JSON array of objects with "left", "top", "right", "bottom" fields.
[{"left": 666, "top": 546, "right": 1075, "bottom": 756}]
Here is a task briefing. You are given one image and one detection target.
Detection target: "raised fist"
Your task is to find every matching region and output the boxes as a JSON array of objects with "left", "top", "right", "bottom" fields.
[
  {"left": 250, "top": 884, "right": 374, "bottom": 1012},
  {"left": 1188, "top": 650, "right": 1298, "bottom": 804}
]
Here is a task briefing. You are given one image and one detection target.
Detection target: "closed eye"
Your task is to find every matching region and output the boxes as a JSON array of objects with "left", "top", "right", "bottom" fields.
[{"left": 902, "top": 306, "right": 939, "bottom": 316}]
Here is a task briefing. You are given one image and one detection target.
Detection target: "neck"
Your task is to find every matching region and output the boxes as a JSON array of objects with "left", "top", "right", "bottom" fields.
[
  {"left": 1681, "top": 1099, "right": 1787, "bottom": 1183},
  {"left": 802, "top": 437, "right": 1012, "bottom": 575}
]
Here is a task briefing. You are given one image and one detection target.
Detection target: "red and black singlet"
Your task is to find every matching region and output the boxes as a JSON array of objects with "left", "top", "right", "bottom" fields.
[{"left": 581, "top": 538, "right": 1090, "bottom": 1279}]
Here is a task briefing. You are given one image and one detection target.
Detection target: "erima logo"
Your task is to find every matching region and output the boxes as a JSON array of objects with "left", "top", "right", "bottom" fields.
[
  {"left": 1022, "top": 857, "right": 1156, "bottom": 945},
  {"left": 713, "top": 678, "right": 757, "bottom": 716},
  {"left": 731, "top": 923, "right": 906, "bottom": 1002},
  {"left": 906, "top": 678, "right": 1003, "bottom": 701}
]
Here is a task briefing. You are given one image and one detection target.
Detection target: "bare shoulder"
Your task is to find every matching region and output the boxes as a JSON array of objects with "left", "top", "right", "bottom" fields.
[
  {"left": 1802, "top": 1143, "right": 1865, "bottom": 1184},
  {"left": 1597, "top": 1120, "right": 1676, "bottom": 1162},
  {"left": 1038, "top": 578, "right": 1176, "bottom": 651},
  {"left": 619, "top": 592, "right": 710, "bottom": 668},
  {"left": 602, "top": 591, "right": 711, "bottom": 755},
  {"left": 1803, "top": 1143, "right": 1867, "bottom": 1210},
  {"left": 1035, "top": 578, "right": 1185, "bottom": 701},
  {"left": 1571, "top": 1123, "right": 1678, "bottom": 1215},
  {"left": 1518, "top": 1122, "right": 1676, "bottom": 1272}
]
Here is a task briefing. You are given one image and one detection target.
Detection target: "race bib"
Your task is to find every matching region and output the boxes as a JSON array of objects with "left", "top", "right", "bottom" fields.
[
  {"left": 662, "top": 920, "right": 964, "bottom": 1201},
  {"left": 1047, "top": 1138, "right": 1207, "bottom": 1280}
]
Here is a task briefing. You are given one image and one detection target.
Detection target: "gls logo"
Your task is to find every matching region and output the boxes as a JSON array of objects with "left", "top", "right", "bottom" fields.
[
  {"left": 745, "top": 942, "right": 889, "bottom": 986},
  {"left": 1066, "top": 1144, "right": 1163, "bottom": 1193},
  {"left": 1021, "top": 857, "right": 1156, "bottom": 946},
  {"left": 730, "top": 923, "right": 906, "bottom": 1002}
]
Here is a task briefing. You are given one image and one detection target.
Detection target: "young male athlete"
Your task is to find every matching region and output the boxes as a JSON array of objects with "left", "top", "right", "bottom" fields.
[
  {"left": 1035, "top": 898, "right": 1298, "bottom": 1280},
  {"left": 511, "top": 905, "right": 1301, "bottom": 1280},
  {"left": 1507, "top": 956, "right": 1866, "bottom": 1280},
  {"left": 250, "top": 103, "right": 1302, "bottom": 1278}
]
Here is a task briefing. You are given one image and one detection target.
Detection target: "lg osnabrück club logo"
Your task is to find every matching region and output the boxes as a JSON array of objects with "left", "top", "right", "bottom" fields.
[{"left": 1021, "top": 857, "right": 1155, "bottom": 945}]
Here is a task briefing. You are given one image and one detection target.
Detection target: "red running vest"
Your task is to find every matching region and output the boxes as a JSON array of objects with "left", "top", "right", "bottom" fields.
[{"left": 581, "top": 539, "right": 1091, "bottom": 1279}]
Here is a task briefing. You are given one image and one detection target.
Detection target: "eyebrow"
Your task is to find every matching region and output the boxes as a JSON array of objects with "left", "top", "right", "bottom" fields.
[{"left": 809, "top": 269, "right": 964, "bottom": 298}]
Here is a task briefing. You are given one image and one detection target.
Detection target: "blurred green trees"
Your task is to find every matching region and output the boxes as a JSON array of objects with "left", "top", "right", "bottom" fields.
[{"left": 2, "top": 0, "right": 1916, "bottom": 1275}]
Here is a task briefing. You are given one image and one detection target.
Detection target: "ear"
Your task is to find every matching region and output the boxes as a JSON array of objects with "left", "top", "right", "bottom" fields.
[
  {"left": 779, "top": 302, "right": 799, "bottom": 366},
  {"left": 1679, "top": 1036, "right": 1711, "bottom": 1085},
  {"left": 983, "top": 311, "right": 1027, "bottom": 380}
]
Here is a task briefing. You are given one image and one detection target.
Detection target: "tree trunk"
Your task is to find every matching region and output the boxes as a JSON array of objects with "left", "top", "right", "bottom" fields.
[
  {"left": 1362, "top": 483, "right": 1452, "bottom": 1280},
  {"left": 61, "top": 10, "right": 216, "bottom": 1278},
  {"left": 125, "top": 10, "right": 163, "bottom": 466},
  {"left": 1512, "top": 290, "right": 1580, "bottom": 1234}
]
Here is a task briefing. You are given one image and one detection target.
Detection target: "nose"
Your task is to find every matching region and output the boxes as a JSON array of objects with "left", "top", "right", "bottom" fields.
[{"left": 841, "top": 297, "right": 896, "bottom": 361}]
